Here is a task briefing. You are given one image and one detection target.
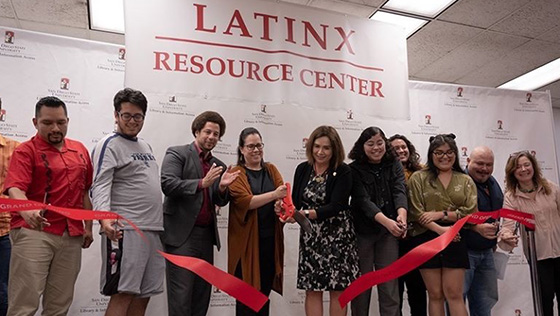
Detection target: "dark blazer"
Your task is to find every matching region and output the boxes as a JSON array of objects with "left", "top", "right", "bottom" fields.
[
  {"left": 350, "top": 159, "right": 408, "bottom": 234},
  {"left": 292, "top": 161, "right": 352, "bottom": 220},
  {"left": 161, "top": 142, "right": 229, "bottom": 249}
]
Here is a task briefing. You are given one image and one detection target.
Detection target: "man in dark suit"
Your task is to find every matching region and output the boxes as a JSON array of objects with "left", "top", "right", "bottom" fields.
[{"left": 161, "top": 111, "right": 239, "bottom": 316}]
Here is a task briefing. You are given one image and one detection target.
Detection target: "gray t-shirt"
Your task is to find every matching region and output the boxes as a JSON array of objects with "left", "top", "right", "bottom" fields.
[{"left": 91, "top": 132, "right": 163, "bottom": 231}]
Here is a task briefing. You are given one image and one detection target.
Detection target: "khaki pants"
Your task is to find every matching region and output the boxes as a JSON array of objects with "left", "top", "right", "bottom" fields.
[{"left": 8, "top": 228, "right": 82, "bottom": 316}]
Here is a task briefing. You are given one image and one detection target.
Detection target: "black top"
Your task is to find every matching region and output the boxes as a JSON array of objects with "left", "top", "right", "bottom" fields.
[
  {"left": 292, "top": 162, "right": 352, "bottom": 220},
  {"left": 245, "top": 168, "right": 276, "bottom": 238},
  {"left": 350, "top": 158, "right": 408, "bottom": 235}
]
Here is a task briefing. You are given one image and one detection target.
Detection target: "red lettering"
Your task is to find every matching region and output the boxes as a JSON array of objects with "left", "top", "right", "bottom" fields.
[
  {"left": 227, "top": 59, "right": 245, "bottom": 78},
  {"left": 334, "top": 27, "right": 355, "bottom": 55},
  {"left": 370, "top": 81, "right": 384, "bottom": 97},
  {"left": 194, "top": 4, "right": 216, "bottom": 33},
  {"left": 263, "top": 64, "right": 280, "bottom": 82},
  {"left": 284, "top": 17, "right": 296, "bottom": 44},
  {"left": 328, "top": 73, "right": 345, "bottom": 89},
  {"left": 315, "top": 71, "right": 327, "bottom": 88},
  {"left": 174, "top": 53, "right": 189, "bottom": 72},
  {"left": 247, "top": 62, "right": 262, "bottom": 81},
  {"left": 302, "top": 21, "right": 327, "bottom": 50},
  {"left": 346, "top": 74, "right": 358, "bottom": 92},
  {"left": 153, "top": 51, "right": 171, "bottom": 70},
  {"left": 358, "top": 78, "right": 368, "bottom": 96},
  {"left": 190, "top": 55, "right": 204, "bottom": 74},
  {"left": 206, "top": 58, "right": 226, "bottom": 76},
  {"left": 300, "top": 69, "right": 314, "bottom": 87},
  {"left": 281, "top": 64, "right": 293, "bottom": 81},
  {"left": 224, "top": 10, "right": 253, "bottom": 38},
  {"left": 254, "top": 13, "right": 278, "bottom": 41}
]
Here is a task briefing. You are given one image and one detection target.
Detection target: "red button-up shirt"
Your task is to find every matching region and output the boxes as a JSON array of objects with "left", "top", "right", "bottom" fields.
[{"left": 4, "top": 134, "right": 93, "bottom": 236}]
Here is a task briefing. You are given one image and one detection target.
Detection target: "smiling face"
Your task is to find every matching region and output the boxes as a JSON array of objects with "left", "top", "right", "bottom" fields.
[
  {"left": 195, "top": 122, "right": 221, "bottom": 152},
  {"left": 240, "top": 133, "right": 263, "bottom": 168},
  {"left": 514, "top": 156, "right": 534, "bottom": 185},
  {"left": 467, "top": 148, "right": 494, "bottom": 183},
  {"left": 115, "top": 102, "right": 144, "bottom": 138},
  {"left": 364, "top": 133, "right": 386, "bottom": 164},
  {"left": 390, "top": 138, "right": 409, "bottom": 163},
  {"left": 432, "top": 143, "right": 456, "bottom": 172},
  {"left": 313, "top": 136, "right": 333, "bottom": 167}
]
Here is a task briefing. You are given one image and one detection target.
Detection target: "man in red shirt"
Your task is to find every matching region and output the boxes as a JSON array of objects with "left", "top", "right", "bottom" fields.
[{"left": 4, "top": 96, "right": 93, "bottom": 315}]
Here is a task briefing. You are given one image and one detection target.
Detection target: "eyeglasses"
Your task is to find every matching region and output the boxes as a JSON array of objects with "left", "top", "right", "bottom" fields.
[
  {"left": 245, "top": 143, "right": 264, "bottom": 150},
  {"left": 118, "top": 112, "right": 145, "bottom": 122},
  {"left": 433, "top": 150, "right": 455, "bottom": 158}
]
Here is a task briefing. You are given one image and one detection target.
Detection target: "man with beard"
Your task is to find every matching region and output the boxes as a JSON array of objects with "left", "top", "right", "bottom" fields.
[
  {"left": 161, "top": 111, "right": 239, "bottom": 316},
  {"left": 4, "top": 96, "right": 93, "bottom": 315},
  {"left": 91, "top": 88, "right": 165, "bottom": 316},
  {"left": 463, "top": 146, "right": 515, "bottom": 316}
]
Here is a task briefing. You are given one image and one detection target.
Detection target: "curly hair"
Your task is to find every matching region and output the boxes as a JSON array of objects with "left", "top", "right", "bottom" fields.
[{"left": 388, "top": 134, "right": 422, "bottom": 172}]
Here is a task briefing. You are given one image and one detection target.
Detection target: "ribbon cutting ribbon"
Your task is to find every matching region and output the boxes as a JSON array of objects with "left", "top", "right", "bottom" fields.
[
  {"left": 278, "top": 182, "right": 295, "bottom": 221},
  {"left": 0, "top": 198, "right": 268, "bottom": 312},
  {"left": 338, "top": 209, "right": 535, "bottom": 308}
]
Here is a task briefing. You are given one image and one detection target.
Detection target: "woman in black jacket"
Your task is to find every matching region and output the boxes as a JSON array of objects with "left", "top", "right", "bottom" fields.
[{"left": 349, "top": 127, "right": 408, "bottom": 316}]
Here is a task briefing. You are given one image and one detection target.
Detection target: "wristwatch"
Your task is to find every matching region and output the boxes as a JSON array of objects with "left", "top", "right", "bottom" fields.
[
  {"left": 443, "top": 210, "right": 448, "bottom": 221},
  {"left": 304, "top": 209, "right": 310, "bottom": 218}
]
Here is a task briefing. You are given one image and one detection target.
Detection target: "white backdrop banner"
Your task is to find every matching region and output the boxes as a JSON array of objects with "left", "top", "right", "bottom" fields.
[
  {"left": 123, "top": 0, "right": 410, "bottom": 119},
  {"left": 1, "top": 26, "right": 558, "bottom": 316}
]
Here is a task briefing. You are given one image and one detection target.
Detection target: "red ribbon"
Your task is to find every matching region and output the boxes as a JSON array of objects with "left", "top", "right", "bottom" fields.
[
  {"left": 338, "top": 209, "right": 534, "bottom": 307},
  {"left": 278, "top": 182, "right": 295, "bottom": 221},
  {"left": 0, "top": 198, "right": 268, "bottom": 312}
]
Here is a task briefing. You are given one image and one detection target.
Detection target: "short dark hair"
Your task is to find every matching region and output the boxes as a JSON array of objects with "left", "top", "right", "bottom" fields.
[
  {"left": 191, "top": 111, "right": 226, "bottom": 138},
  {"left": 113, "top": 88, "right": 148, "bottom": 114},
  {"left": 35, "top": 96, "right": 67, "bottom": 118},
  {"left": 348, "top": 126, "right": 395, "bottom": 164},
  {"left": 237, "top": 127, "right": 262, "bottom": 165},
  {"left": 388, "top": 134, "right": 422, "bottom": 172},
  {"left": 305, "top": 126, "right": 345, "bottom": 169},
  {"left": 426, "top": 133, "right": 464, "bottom": 185}
]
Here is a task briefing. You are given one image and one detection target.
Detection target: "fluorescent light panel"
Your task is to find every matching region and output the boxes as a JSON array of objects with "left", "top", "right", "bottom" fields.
[
  {"left": 383, "top": 0, "right": 456, "bottom": 18},
  {"left": 89, "top": 0, "right": 125, "bottom": 34},
  {"left": 370, "top": 11, "right": 428, "bottom": 38},
  {"left": 498, "top": 57, "right": 560, "bottom": 91}
]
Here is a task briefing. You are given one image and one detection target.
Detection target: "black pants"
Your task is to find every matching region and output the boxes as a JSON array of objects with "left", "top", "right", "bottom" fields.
[
  {"left": 537, "top": 257, "right": 560, "bottom": 316},
  {"left": 235, "top": 236, "right": 275, "bottom": 316},
  {"left": 399, "top": 238, "right": 427, "bottom": 316}
]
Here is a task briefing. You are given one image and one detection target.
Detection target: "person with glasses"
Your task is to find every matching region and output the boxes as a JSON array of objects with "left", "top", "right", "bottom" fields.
[
  {"left": 227, "top": 127, "right": 287, "bottom": 316},
  {"left": 388, "top": 134, "right": 428, "bottom": 316},
  {"left": 349, "top": 127, "right": 408, "bottom": 316},
  {"left": 161, "top": 111, "right": 240, "bottom": 316},
  {"left": 407, "top": 134, "right": 477, "bottom": 316},
  {"left": 4, "top": 96, "right": 93, "bottom": 315},
  {"left": 91, "top": 88, "right": 165, "bottom": 315},
  {"left": 289, "top": 125, "right": 359, "bottom": 316},
  {"left": 499, "top": 151, "right": 560, "bottom": 316}
]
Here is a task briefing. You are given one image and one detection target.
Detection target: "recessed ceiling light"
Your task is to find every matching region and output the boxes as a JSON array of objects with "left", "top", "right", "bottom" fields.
[
  {"left": 498, "top": 57, "right": 560, "bottom": 91},
  {"left": 370, "top": 11, "right": 428, "bottom": 38},
  {"left": 383, "top": 0, "right": 456, "bottom": 18},
  {"left": 89, "top": 0, "right": 125, "bottom": 34}
]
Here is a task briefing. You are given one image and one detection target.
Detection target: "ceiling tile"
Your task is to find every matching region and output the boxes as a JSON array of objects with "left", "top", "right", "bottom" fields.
[
  {"left": 308, "top": 0, "right": 376, "bottom": 18},
  {"left": 12, "top": 0, "right": 88, "bottom": 29},
  {"left": 88, "top": 30, "right": 124, "bottom": 45},
  {"left": 438, "top": 0, "right": 531, "bottom": 29},
  {"left": 538, "top": 25, "right": 560, "bottom": 43},
  {"left": 0, "top": 17, "right": 18, "bottom": 27},
  {"left": 19, "top": 20, "right": 88, "bottom": 38},
  {"left": 458, "top": 39, "right": 560, "bottom": 87},
  {"left": 414, "top": 30, "right": 529, "bottom": 83},
  {"left": 407, "top": 21, "right": 483, "bottom": 75},
  {"left": 0, "top": 0, "right": 15, "bottom": 18},
  {"left": 490, "top": 0, "right": 560, "bottom": 38}
]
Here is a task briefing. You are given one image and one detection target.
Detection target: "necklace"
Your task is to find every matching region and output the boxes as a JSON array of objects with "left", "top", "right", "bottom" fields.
[
  {"left": 518, "top": 186, "right": 537, "bottom": 193},
  {"left": 313, "top": 165, "right": 328, "bottom": 183}
]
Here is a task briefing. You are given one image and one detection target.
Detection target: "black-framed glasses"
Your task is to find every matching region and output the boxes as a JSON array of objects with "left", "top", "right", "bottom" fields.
[
  {"left": 118, "top": 112, "right": 145, "bottom": 122},
  {"left": 245, "top": 143, "right": 264, "bottom": 150},
  {"left": 433, "top": 150, "right": 455, "bottom": 158}
]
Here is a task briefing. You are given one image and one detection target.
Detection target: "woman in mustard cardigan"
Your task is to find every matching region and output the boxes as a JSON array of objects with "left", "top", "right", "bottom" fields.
[{"left": 228, "top": 127, "right": 287, "bottom": 316}]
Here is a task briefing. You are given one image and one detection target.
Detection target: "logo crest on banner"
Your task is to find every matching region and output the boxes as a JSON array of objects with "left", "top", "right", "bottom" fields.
[
  {"left": 424, "top": 114, "right": 432, "bottom": 125},
  {"left": 169, "top": 95, "right": 177, "bottom": 103},
  {"left": 118, "top": 48, "right": 126, "bottom": 60},
  {"left": 60, "top": 78, "right": 70, "bottom": 90},
  {"left": 526, "top": 92, "right": 532, "bottom": 102},
  {"left": 457, "top": 87, "right": 463, "bottom": 97},
  {"left": 4, "top": 31, "right": 14, "bottom": 44},
  {"left": 497, "top": 120, "right": 503, "bottom": 130},
  {"left": 461, "top": 146, "right": 468, "bottom": 157}
]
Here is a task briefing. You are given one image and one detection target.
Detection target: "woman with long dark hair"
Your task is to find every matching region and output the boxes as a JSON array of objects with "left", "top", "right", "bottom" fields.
[
  {"left": 349, "top": 127, "right": 408, "bottom": 316},
  {"left": 228, "top": 127, "right": 287, "bottom": 316},
  {"left": 407, "top": 134, "right": 476, "bottom": 316}
]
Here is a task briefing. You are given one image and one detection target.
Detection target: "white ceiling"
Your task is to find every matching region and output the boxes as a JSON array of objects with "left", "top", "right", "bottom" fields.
[{"left": 1, "top": 0, "right": 559, "bottom": 107}]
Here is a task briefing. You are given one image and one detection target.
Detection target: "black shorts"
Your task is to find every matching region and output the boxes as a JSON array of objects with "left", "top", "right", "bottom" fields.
[{"left": 410, "top": 230, "right": 469, "bottom": 269}]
